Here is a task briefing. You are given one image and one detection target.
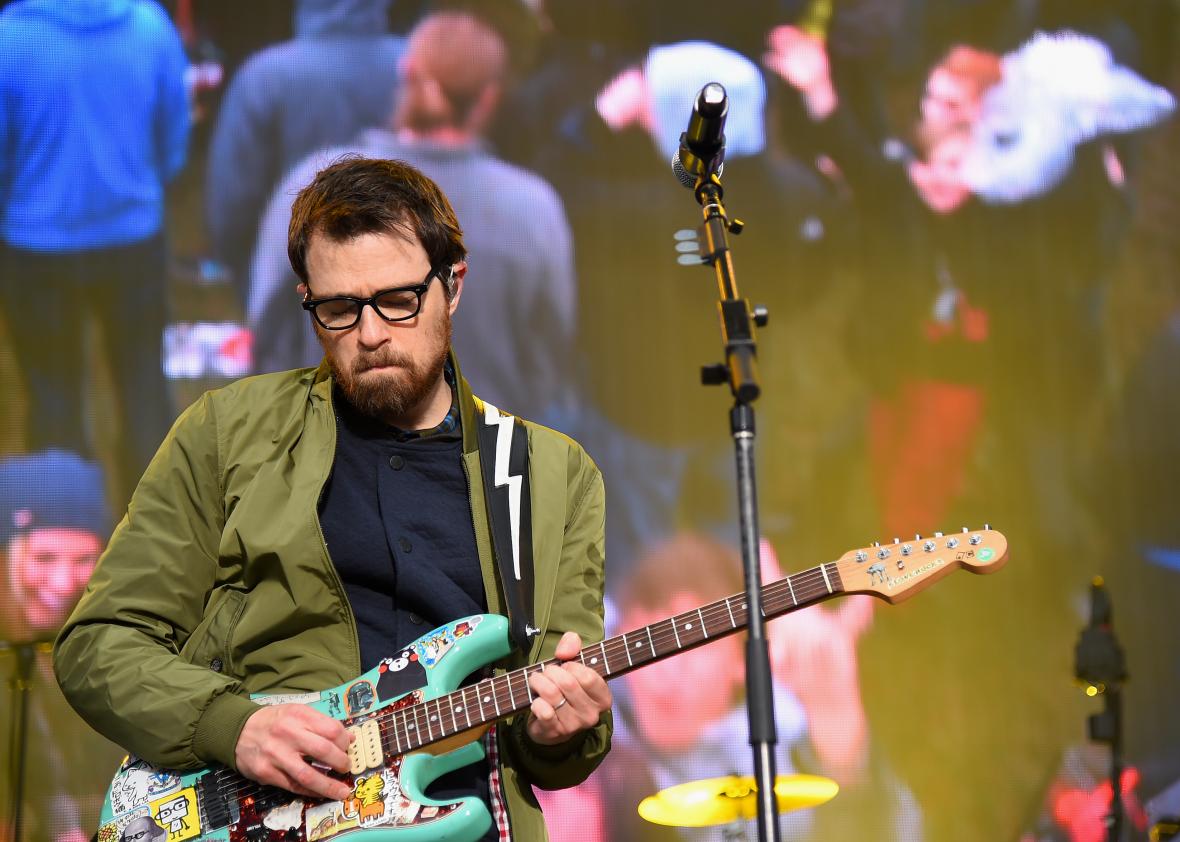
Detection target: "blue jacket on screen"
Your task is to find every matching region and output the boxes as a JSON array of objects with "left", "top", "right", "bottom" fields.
[{"left": 0, "top": 0, "right": 189, "bottom": 252}]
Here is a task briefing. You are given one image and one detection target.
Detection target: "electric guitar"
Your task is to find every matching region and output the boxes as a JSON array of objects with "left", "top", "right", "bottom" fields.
[{"left": 95, "top": 527, "right": 1008, "bottom": 842}]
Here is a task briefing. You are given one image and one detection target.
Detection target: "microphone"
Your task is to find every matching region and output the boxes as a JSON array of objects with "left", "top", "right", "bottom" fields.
[{"left": 672, "top": 82, "right": 728, "bottom": 188}]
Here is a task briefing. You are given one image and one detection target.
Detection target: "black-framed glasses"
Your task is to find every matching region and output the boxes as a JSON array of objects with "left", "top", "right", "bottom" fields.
[{"left": 301, "top": 267, "right": 445, "bottom": 330}]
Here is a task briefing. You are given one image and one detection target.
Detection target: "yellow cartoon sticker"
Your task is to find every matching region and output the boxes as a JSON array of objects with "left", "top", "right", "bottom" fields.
[{"left": 149, "top": 786, "right": 200, "bottom": 841}]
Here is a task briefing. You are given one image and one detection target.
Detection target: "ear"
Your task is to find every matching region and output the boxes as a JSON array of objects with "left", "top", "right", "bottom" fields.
[
  {"left": 465, "top": 82, "right": 502, "bottom": 136},
  {"left": 447, "top": 262, "right": 467, "bottom": 315},
  {"left": 297, "top": 282, "right": 310, "bottom": 299}
]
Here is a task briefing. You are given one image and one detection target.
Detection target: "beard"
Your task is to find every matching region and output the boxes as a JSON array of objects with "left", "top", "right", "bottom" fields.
[{"left": 323, "top": 312, "right": 452, "bottom": 424}]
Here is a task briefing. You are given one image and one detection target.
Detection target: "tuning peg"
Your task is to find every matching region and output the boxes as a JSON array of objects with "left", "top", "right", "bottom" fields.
[
  {"left": 872, "top": 541, "right": 880, "bottom": 547},
  {"left": 984, "top": 523, "right": 991, "bottom": 531},
  {"left": 934, "top": 531, "right": 944, "bottom": 537},
  {"left": 914, "top": 533, "right": 922, "bottom": 540},
  {"left": 962, "top": 526, "right": 969, "bottom": 533},
  {"left": 893, "top": 537, "right": 900, "bottom": 544}
]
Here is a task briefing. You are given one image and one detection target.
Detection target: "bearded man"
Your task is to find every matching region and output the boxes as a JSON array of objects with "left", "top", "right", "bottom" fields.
[{"left": 54, "top": 157, "right": 612, "bottom": 842}]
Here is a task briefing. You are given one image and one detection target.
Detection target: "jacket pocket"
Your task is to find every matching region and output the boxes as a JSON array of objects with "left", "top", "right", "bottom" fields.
[{"left": 179, "top": 587, "right": 247, "bottom": 676}]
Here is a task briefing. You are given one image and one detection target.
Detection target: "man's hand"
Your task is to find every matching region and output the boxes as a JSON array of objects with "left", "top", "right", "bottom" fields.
[
  {"left": 235, "top": 704, "right": 354, "bottom": 801},
  {"left": 526, "top": 631, "right": 613, "bottom": 747}
]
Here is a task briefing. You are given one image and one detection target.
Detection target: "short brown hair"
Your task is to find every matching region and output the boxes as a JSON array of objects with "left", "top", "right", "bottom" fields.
[
  {"left": 618, "top": 532, "right": 746, "bottom": 615},
  {"left": 287, "top": 156, "right": 466, "bottom": 291}
]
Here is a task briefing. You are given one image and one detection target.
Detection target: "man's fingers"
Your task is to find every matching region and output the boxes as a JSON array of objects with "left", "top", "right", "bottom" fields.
[
  {"left": 553, "top": 630, "right": 583, "bottom": 661},
  {"left": 294, "top": 730, "right": 351, "bottom": 775},
  {"left": 297, "top": 707, "right": 353, "bottom": 755},
  {"left": 279, "top": 750, "right": 352, "bottom": 801}
]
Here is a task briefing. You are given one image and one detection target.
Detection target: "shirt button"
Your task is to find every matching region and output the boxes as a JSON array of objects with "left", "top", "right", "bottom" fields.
[
  {"left": 388, "top": 454, "right": 405, "bottom": 470},
  {"left": 399, "top": 537, "right": 412, "bottom": 553},
  {"left": 209, "top": 657, "right": 223, "bottom": 673},
  {"left": 408, "top": 613, "right": 424, "bottom": 625}
]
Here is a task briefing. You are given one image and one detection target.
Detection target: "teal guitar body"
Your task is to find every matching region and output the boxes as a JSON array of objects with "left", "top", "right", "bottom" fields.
[{"left": 95, "top": 614, "right": 512, "bottom": 842}]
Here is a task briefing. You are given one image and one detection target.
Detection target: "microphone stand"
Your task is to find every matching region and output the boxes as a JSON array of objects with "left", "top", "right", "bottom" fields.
[
  {"left": 689, "top": 170, "right": 780, "bottom": 842},
  {"left": 3, "top": 640, "right": 41, "bottom": 842}
]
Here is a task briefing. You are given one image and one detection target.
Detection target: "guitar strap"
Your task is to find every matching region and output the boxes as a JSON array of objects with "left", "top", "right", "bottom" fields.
[{"left": 476, "top": 402, "right": 537, "bottom": 654}]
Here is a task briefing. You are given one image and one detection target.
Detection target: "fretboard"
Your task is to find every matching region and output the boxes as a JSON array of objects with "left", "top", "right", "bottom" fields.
[{"left": 374, "top": 560, "right": 845, "bottom": 756}]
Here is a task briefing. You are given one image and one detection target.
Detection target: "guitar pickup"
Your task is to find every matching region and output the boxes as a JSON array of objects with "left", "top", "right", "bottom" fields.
[{"left": 346, "top": 719, "right": 384, "bottom": 774}]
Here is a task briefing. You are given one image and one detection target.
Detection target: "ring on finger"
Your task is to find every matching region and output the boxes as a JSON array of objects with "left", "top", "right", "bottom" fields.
[{"left": 553, "top": 697, "right": 568, "bottom": 710}]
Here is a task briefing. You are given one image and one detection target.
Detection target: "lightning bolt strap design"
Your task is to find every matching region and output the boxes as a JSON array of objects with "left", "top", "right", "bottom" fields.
[{"left": 483, "top": 403, "right": 523, "bottom": 580}]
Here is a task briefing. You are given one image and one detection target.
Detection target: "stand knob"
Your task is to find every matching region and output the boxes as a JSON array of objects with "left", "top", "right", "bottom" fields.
[
  {"left": 701, "top": 363, "right": 728, "bottom": 386},
  {"left": 752, "top": 305, "right": 769, "bottom": 327}
]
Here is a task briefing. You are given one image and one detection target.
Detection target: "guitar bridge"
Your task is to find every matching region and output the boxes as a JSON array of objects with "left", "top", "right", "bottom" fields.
[{"left": 346, "top": 719, "right": 384, "bottom": 774}]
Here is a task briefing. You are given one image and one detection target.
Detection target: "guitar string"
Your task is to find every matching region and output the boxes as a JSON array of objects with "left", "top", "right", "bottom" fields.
[
  {"left": 205, "top": 564, "right": 848, "bottom": 810},
  {"left": 369, "top": 564, "right": 843, "bottom": 756}
]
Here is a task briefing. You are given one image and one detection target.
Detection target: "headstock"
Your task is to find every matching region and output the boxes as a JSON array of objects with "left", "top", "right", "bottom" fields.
[{"left": 835, "top": 526, "right": 1008, "bottom": 604}]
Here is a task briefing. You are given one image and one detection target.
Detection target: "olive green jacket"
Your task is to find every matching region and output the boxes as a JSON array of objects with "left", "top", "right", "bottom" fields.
[{"left": 54, "top": 356, "right": 611, "bottom": 840}]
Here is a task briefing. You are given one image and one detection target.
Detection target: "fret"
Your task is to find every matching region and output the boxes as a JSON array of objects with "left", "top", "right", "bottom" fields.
[
  {"left": 483, "top": 681, "right": 500, "bottom": 719},
  {"left": 458, "top": 688, "right": 472, "bottom": 730},
  {"left": 622, "top": 633, "right": 633, "bottom": 667},
  {"left": 821, "top": 563, "right": 833, "bottom": 594},
  {"left": 593, "top": 641, "right": 607, "bottom": 674},
  {"left": 505, "top": 672, "right": 518, "bottom": 710},
  {"left": 398, "top": 709, "right": 411, "bottom": 753},
  {"left": 670, "top": 618, "right": 682, "bottom": 649},
  {"left": 786, "top": 575, "right": 797, "bottom": 606},
  {"left": 697, "top": 607, "right": 709, "bottom": 638},
  {"left": 724, "top": 596, "right": 736, "bottom": 628},
  {"left": 645, "top": 625, "right": 656, "bottom": 658},
  {"left": 379, "top": 712, "right": 396, "bottom": 756},
  {"left": 430, "top": 698, "right": 444, "bottom": 741},
  {"left": 447, "top": 693, "right": 459, "bottom": 734},
  {"left": 414, "top": 702, "right": 429, "bottom": 748}
]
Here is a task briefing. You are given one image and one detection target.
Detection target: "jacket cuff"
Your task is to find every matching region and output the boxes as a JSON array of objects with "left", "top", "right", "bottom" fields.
[
  {"left": 506, "top": 710, "right": 611, "bottom": 790},
  {"left": 193, "top": 691, "right": 260, "bottom": 769}
]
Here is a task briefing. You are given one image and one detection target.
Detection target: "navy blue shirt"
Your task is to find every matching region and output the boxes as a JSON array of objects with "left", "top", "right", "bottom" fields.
[{"left": 318, "top": 385, "right": 494, "bottom": 830}]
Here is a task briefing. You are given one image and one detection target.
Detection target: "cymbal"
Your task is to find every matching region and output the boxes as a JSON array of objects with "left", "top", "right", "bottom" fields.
[{"left": 638, "top": 774, "right": 838, "bottom": 828}]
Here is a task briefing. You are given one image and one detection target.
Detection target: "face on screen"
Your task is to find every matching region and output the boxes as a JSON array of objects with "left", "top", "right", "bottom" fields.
[
  {"left": 5, "top": 527, "right": 102, "bottom": 636},
  {"left": 622, "top": 592, "right": 744, "bottom": 753}
]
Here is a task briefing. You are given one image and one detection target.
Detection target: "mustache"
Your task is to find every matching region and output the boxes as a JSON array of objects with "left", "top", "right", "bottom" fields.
[{"left": 352, "top": 349, "right": 414, "bottom": 374}]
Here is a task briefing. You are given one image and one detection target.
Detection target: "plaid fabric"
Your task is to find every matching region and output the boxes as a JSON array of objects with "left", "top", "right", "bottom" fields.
[{"left": 484, "top": 726, "right": 513, "bottom": 841}]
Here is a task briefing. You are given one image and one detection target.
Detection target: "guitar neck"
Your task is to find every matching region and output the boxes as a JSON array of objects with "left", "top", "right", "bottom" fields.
[{"left": 375, "top": 561, "right": 845, "bottom": 755}]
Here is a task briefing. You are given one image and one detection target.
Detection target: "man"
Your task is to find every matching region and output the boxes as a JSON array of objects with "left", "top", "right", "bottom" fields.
[
  {"left": 55, "top": 157, "right": 612, "bottom": 841},
  {"left": 248, "top": 11, "right": 579, "bottom": 429},
  {"left": 205, "top": 0, "right": 406, "bottom": 304},
  {"left": 0, "top": 450, "right": 122, "bottom": 842},
  {"left": 0, "top": 0, "right": 189, "bottom": 503}
]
